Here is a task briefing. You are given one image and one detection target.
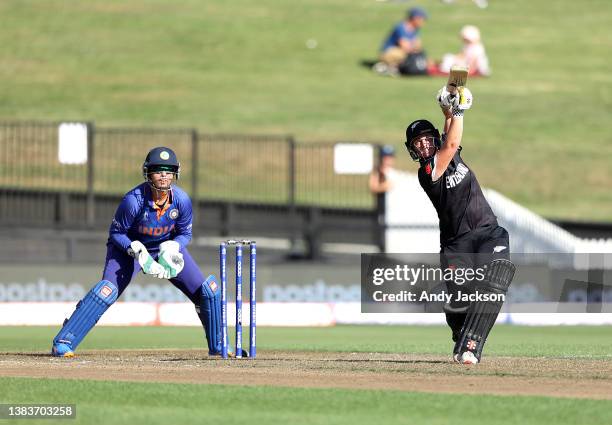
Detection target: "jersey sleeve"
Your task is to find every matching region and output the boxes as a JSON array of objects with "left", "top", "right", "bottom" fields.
[
  {"left": 109, "top": 194, "right": 140, "bottom": 252},
  {"left": 173, "top": 192, "right": 193, "bottom": 249}
]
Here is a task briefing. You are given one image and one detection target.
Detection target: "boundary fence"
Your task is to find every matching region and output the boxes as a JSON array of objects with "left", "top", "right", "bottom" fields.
[{"left": 0, "top": 121, "right": 386, "bottom": 257}]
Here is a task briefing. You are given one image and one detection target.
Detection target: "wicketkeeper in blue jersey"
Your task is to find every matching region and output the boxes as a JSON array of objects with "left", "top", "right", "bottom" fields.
[{"left": 51, "top": 147, "right": 235, "bottom": 357}]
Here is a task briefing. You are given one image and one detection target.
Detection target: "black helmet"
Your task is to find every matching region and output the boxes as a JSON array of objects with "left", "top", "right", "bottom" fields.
[
  {"left": 142, "top": 147, "right": 180, "bottom": 180},
  {"left": 404, "top": 119, "right": 441, "bottom": 161}
]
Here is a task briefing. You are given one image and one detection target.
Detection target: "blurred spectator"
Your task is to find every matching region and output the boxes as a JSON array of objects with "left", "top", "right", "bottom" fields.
[
  {"left": 373, "top": 7, "right": 428, "bottom": 75},
  {"left": 369, "top": 145, "right": 397, "bottom": 195},
  {"left": 438, "top": 25, "right": 491, "bottom": 76}
]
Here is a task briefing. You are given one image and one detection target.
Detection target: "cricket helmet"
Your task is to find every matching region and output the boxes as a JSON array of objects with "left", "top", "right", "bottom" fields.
[
  {"left": 142, "top": 147, "right": 180, "bottom": 181},
  {"left": 405, "top": 119, "right": 441, "bottom": 162}
]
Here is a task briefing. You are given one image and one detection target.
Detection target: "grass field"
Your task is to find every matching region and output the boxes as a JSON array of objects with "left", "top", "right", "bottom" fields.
[
  {"left": 0, "top": 0, "right": 611, "bottom": 219},
  {"left": 1, "top": 325, "right": 612, "bottom": 424},
  {"left": 3, "top": 325, "right": 612, "bottom": 358},
  {"left": 2, "top": 377, "right": 610, "bottom": 425}
]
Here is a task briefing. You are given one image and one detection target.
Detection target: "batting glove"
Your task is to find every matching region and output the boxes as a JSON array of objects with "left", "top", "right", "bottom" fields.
[
  {"left": 437, "top": 86, "right": 473, "bottom": 116},
  {"left": 455, "top": 87, "right": 473, "bottom": 110},
  {"left": 158, "top": 240, "right": 185, "bottom": 279},
  {"left": 436, "top": 86, "right": 454, "bottom": 110},
  {"left": 128, "top": 240, "right": 167, "bottom": 279}
]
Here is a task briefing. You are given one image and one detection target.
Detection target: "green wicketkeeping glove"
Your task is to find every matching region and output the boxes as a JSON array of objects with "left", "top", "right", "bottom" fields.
[
  {"left": 158, "top": 240, "right": 185, "bottom": 278},
  {"left": 127, "top": 241, "right": 167, "bottom": 279}
]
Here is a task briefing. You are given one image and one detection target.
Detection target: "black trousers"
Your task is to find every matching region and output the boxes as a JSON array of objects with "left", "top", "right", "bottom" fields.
[{"left": 440, "top": 224, "right": 510, "bottom": 337}]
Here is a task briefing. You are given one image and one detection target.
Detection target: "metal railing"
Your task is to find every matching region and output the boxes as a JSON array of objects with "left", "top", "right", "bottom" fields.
[{"left": 0, "top": 121, "right": 379, "bottom": 228}]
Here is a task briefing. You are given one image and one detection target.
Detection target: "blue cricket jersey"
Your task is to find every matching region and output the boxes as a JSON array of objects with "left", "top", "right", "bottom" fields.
[
  {"left": 381, "top": 22, "right": 420, "bottom": 51},
  {"left": 108, "top": 183, "right": 193, "bottom": 252}
]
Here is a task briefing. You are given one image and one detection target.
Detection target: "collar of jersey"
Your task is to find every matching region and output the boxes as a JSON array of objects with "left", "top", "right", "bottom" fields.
[{"left": 145, "top": 185, "right": 174, "bottom": 218}]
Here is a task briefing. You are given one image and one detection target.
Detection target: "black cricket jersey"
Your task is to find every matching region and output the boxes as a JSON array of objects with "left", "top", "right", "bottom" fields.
[{"left": 418, "top": 149, "right": 497, "bottom": 244}]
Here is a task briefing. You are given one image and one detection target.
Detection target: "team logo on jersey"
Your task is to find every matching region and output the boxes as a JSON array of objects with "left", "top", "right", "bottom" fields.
[
  {"left": 100, "top": 285, "right": 113, "bottom": 298},
  {"left": 445, "top": 163, "right": 469, "bottom": 189},
  {"left": 139, "top": 223, "right": 175, "bottom": 236},
  {"left": 169, "top": 209, "right": 179, "bottom": 219},
  {"left": 160, "top": 151, "right": 170, "bottom": 160}
]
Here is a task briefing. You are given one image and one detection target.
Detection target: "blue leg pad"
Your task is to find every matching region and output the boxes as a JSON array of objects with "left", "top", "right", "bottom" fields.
[
  {"left": 51, "top": 280, "right": 118, "bottom": 356},
  {"left": 195, "top": 275, "right": 222, "bottom": 355}
]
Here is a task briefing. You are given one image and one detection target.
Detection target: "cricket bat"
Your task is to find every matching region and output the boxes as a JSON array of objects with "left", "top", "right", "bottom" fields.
[
  {"left": 446, "top": 66, "right": 468, "bottom": 105},
  {"left": 446, "top": 66, "right": 468, "bottom": 95}
]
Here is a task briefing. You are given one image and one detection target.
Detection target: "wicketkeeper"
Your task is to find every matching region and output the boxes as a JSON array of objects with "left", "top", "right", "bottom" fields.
[
  {"left": 51, "top": 147, "right": 241, "bottom": 357},
  {"left": 404, "top": 86, "right": 515, "bottom": 364}
]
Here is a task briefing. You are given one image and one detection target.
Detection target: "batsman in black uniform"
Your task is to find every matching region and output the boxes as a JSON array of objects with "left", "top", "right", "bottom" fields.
[{"left": 404, "top": 85, "right": 515, "bottom": 364}]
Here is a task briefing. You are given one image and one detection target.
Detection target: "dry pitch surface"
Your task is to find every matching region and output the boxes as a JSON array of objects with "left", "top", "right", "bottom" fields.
[{"left": 2, "top": 350, "right": 611, "bottom": 400}]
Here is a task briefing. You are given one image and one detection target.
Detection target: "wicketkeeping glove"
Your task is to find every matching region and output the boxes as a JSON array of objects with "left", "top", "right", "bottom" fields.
[
  {"left": 158, "top": 240, "right": 185, "bottom": 279},
  {"left": 127, "top": 240, "right": 167, "bottom": 279},
  {"left": 436, "top": 86, "right": 473, "bottom": 116}
]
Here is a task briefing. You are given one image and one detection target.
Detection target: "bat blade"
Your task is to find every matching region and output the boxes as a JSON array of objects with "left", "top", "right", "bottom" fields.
[{"left": 447, "top": 66, "right": 468, "bottom": 94}]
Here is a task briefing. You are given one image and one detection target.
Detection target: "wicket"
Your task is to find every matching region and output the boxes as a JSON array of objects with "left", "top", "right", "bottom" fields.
[{"left": 220, "top": 239, "right": 256, "bottom": 359}]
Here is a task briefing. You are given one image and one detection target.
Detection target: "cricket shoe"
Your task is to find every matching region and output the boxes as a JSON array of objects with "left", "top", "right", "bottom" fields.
[
  {"left": 454, "top": 351, "right": 479, "bottom": 365},
  {"left": 51, "top": 342, "right": 75, "bottom": 358}
]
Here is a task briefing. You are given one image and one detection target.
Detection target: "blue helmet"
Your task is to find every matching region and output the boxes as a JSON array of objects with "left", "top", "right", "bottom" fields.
[{"left": 142, "top": 147, "right": 180, "bottom": 180}]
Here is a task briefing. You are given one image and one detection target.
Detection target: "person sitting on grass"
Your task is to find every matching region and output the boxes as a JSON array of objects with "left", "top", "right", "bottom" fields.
[
  {"left": 438, "top": 25, "right": 491, "bottom": 76},
  {"left": 374, "top": 7, "right": 428, "bottom": 76}
]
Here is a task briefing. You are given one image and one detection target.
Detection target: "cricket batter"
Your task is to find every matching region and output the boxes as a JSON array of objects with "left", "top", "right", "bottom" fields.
[
  {"left": 405, "top": 86, "right": 515, "bottom": 364},
  {"left": 51, "top": 147, "right": 232, "bottom": 357}
]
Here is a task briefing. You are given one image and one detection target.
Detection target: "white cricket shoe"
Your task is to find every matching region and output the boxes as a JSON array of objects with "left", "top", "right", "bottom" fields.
[{"left": 460, "top": 351, "right": 479, "bottom": 365}]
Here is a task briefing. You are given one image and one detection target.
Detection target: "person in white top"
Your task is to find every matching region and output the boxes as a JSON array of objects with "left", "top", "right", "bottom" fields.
[{"left": 439, "top": 25, "right": 491, "bottom": 76}]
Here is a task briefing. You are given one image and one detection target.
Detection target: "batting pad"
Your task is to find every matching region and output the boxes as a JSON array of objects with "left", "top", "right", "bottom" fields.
[
  {"left": 196, "top": 274, "right": 222, "bottom": 354},
  {"left": 53, "top": 280, "right": 118, "bottom": 350},
  {"left": 456, "top": 259, "right": 516, "bottom": 359}
]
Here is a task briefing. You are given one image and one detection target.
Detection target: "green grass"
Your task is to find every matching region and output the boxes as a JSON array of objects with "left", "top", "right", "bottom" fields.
[
  {"left": 0, "top": 0, "right": 611, "bottom": 218},
  {"left": 3, "top": 325, "right": 612, "bottom": 424},
  {"left": 4, "top": 325, "right": 612, "bottom": 359},
  {"left": 1, "top": 377, "right": 611, "bottom": 425}
]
